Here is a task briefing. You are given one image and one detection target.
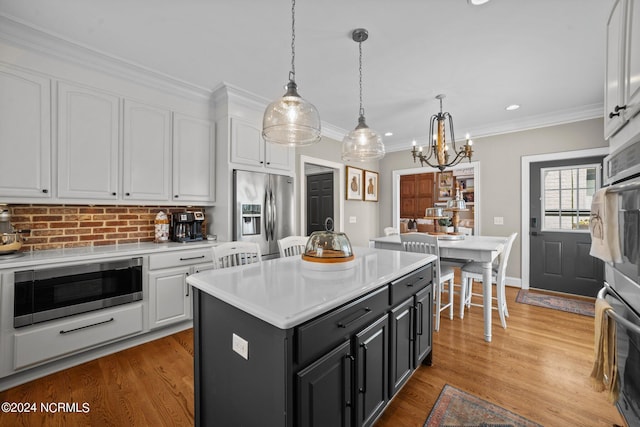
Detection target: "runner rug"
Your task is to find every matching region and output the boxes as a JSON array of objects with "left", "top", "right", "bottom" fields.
[
  {"left": 516, "top": 289, "right": 595, "bottom": 317},
  {"left": 424, "top": 384, "right": 542, "bottom": 427}
]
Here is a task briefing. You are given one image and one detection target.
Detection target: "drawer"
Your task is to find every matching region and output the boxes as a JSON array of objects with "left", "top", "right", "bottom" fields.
[
  {"left": 296, "top": 286, "right": 389, "bottom": 367},
  {"left": 149, "top": 248, "right": 213, "bottom": 270},
  {"left": 13, "top": 302, "right": 143, "bottom": 370},
  {"left": 389, "top": 264, "right": 432, "bottom": 306}
]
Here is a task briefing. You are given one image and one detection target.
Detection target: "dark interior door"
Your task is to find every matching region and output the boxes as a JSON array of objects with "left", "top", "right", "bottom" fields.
[
  {"left": 307, "top": 172, "right": 334, "bottom": 235},
  {"left": 529, "top": 156, "right": 604, "bottom": 297}
]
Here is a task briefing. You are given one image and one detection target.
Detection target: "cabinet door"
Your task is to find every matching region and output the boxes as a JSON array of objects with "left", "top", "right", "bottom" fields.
[
  {"left": 297, "top": 340, "right": 353, "bottom": 427},
  {"left": 173, "top": 113, "right": 215, "bottom": 203},
  {"left": 605, "top": 0, "right": 626, "bottom": 138},
  {"left": 400, "top": 175, "right": 416, "bottom": 218},
  {"left": 0, "top": 65, "right": 51, "bottom": 198},
  {"left": 58, "top": 82, "right": 119, "bottom": 200},
  {"left": 265, "top": 141, "right": 293, "bottom": 171},
  {"left": 355, "top": 314, "right": 388, "bottom": 427},
  {"left": 123, "top": 100, "right": 171, "bottom": 201},
  {"left": 414, "top": 285, "right": 433, "bottom": 366},
  {"left": 231, "top": 117, "right": 264, "bottom": 166},
  {"left": 626, "top": 0, "right": 640, "bottom": 118},
  {"left": 389, "top": 297, "right": 414, "bottom": 397},
  {"left": 148, "top": 266, "right": 191, "bottom": 329}
]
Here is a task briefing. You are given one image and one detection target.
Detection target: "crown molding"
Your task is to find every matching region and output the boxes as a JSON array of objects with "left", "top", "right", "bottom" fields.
[
  {"left": 0, "top": 14, "right": 212, "bottom": 102},
  {"left": 383, "top": 104, "right": 604, "bottom": 153}
]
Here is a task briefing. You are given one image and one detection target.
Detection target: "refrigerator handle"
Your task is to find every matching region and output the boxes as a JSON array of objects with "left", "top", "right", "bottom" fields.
[
  {"left": 264, "top": 190, "right": 271, "bottom": 241},
  {"left": 271, "top": 189, "right": 276, "bottom": 240}
]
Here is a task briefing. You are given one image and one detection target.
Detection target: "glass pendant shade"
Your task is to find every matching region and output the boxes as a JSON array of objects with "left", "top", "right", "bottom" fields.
[
  {"left": 263, "top": 81, "right": 321, "bottom": 147},
  {"left": 342, "top": 116, "right": 385, "bottom": 161}
]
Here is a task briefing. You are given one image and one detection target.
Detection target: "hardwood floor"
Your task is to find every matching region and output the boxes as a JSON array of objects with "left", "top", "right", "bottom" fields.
[{"left": 0, "top": 286, "right": 626, "bottom": 427}]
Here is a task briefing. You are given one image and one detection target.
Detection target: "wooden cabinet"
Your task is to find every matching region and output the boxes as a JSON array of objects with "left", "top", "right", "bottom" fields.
[
  {"left": 400, "top": 173, "right": 435, "bottom": 219},
  {"left": 606, "top": 0, "right": 640, "bottom": 147},
  {"left": 0, "top": 65, "right": 51, "bottom": 199},
  {"left": 172, "top": 113, "right": 216, "bottom": 203},
  {"left": 123, "top": 100, "right": 171, "bottom": 201},
  {"left": 230, "top": 116, "right": 293, "bottom": 172},
  {"left": 57, "top": 82, "right": 120, "bottom": 200}
]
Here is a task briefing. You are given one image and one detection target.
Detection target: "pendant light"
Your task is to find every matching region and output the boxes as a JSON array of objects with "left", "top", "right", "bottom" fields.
[
  {"left": 262, "top": 0, "right": 321, "bottom": 147},
  {"left": 342, "top": 28, "right": 385, "bottom": 162}
]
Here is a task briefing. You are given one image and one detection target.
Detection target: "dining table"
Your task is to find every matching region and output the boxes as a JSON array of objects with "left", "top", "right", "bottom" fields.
[{"left": 369, "top": 234, "right": 507, "bottom": 342}]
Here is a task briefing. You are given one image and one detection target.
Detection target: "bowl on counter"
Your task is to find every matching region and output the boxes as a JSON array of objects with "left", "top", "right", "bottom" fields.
[{"left": 301, "top": 230, "right": 355, "bottom": 270}]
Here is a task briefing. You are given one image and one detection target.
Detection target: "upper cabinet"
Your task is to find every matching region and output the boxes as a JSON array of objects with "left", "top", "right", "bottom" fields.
[
  {"left": 0, "top": 66, "right": 51, "bottom": 199},
  {"left": 123, "top": 100, "right": 172, "bottom": 201},
  {"left": 605, "top": 0, "right": 640, "bottom": 151},
  {"left": 230, "top": 117, "right": 293, "bottom": 172},
  {"left": 57, "top": 82, "right": 120, "bottom": 200},
  {"left": 173, "top": 114, "right": 216, "bottom": 203}
]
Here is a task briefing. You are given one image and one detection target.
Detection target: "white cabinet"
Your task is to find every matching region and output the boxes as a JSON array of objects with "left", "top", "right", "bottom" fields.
[
  {"left": 231, "top": 116, "right": 293, "bottom": 172},
  {"left": 57, "top": 82, "right": 120, "bottom": 200},
  {"left": 0, "top": 65, "right": 51, "bottom": 198},
  {"left": 123, "top": 100, "right": 172, "bottom": 201},
  {"left": 605, "top": 0, "right": 640, "bottom": 143},
  {"left": 147, "top": 247, "right": 214, "bottom": 330},
  {"left": 173, "top": 113, "right": 216, "bottom": 203}
]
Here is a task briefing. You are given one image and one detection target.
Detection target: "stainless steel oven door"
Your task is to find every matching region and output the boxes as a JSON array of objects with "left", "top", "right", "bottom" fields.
[{"left": 598, "top": 283, "right": 640, "bottom": 426}]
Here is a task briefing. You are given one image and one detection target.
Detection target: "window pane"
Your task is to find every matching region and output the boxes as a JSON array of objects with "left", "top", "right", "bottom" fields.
[{"left": 545, "top": 189, "right": 560, "bottom": 210}]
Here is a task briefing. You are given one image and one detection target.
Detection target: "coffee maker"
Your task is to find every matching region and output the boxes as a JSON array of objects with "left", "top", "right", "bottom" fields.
[{"left": 170, "top": 211, "right": 205, "bottom": 242}]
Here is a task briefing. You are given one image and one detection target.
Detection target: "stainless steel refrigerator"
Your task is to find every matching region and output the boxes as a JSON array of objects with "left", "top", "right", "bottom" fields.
[{"left": 233, "top": 169, "right": 295, "bottom": 259}]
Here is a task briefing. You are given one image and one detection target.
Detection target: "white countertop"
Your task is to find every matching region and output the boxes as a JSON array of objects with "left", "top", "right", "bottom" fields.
[
  {"left": 186, "top": 246, "right": 435, "bottom": 330},
  {"left": 0, "top": 240, "right": 221, "bottom": 270}
]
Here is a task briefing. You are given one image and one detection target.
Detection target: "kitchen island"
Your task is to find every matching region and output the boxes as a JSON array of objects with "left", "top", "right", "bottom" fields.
[{"left": 186, "top": 246, "right": 435, "bottom": 427}]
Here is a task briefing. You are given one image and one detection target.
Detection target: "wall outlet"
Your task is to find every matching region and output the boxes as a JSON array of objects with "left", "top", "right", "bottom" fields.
[
  {"left": 232, "top": 333, "right": 248, "bottom": 360},
  {"left": 494, "top": 216, "right": 504, "bottom": 225},
  {"left": 349, "top": 216, "right": 357, "bottom": 223}
]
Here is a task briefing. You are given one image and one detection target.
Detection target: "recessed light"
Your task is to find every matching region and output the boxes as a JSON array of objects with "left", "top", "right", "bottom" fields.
[
  {"left": 384, "top": 132, "right": 393, "bottom": 137},
  {"left": 468, "top": 0, "right": 490, "bottom": 5},
  {"left": 505, "top": 104, "right": 520, "bottom": 111}
]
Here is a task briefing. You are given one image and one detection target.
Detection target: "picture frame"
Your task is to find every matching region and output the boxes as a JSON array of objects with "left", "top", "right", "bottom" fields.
[
  {"left": 346, "top": 166, "right": 363, "bottom": 200},
  {"left": 363, "top": 170, "right": 379, "bottom": 202}
]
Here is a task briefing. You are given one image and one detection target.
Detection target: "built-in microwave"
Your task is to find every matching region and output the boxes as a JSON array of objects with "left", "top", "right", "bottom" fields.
[{"left": 13, "top": 257, "right": 143, "bottom": 328}]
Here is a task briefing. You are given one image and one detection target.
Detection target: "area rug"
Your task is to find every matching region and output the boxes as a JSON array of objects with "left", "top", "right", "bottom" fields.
[
  {"left": 516, "top": 289, "right": 595, "bottom": 317},
  {"left": 424, "top": 384, "right": 542, "bottom": 427}
]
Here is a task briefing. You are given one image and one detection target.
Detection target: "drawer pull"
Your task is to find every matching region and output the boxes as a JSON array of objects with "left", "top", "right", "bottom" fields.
[
  {"left": 60, "top": 317, "right": 114, "bottom": 335},
  {"left": 179, "top": 255, "right": 206, "bottom": 261},
  {"left": 337, "top": 307, "right": 371, "bottom": 328}
]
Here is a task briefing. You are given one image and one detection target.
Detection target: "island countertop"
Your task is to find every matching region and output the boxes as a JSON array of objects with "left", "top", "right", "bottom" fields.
[{"left": 186, "top": 246, "right": 435, "bottom": 329}]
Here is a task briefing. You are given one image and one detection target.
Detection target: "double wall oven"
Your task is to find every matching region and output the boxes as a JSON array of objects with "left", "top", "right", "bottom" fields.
[
  {"left": 600, "top": 139, "right": 640, "bottom": 426},
  {"left": 13, "top": 257, "right": 143, "bottom": 328}
]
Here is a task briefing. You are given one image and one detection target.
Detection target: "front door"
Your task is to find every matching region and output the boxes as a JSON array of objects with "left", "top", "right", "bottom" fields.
[
  {"left": 307, "top": 172, "right": 334, "bottom": 235},
  {"left": 529, "top": 156, "right": 604, "bottom": 296}
]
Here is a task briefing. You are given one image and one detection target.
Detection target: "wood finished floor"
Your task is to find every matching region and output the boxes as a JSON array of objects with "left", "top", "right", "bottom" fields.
[{"left": 0, "top": 285, "right": 626, "bottom": 427}]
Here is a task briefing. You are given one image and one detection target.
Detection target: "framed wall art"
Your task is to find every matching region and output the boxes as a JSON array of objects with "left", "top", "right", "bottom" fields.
[
  {"left": 346, "top": 166, "right": 363, "bottom": 200},
  {"left": 363, "top": 170, "right": 379, "bottom": 202}
]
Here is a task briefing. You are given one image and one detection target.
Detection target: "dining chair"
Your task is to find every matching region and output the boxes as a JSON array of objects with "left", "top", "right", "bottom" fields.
[
  {"left": 212, "top": 241, "right": 262, "bottom": 268},
  {"left": 460, "top": 232, "right": 518, "bottom": 328},
  {"left": 277, "top": 235, "right": 308, "bottom": 258},
  {"left": 400, "top": 232, "right": 455, "bottom": 332}
]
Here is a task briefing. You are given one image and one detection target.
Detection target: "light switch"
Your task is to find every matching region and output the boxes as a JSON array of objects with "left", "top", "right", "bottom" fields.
[
  {"left": 232, "top": 333, "right": 248, "bottom": 360},
  {"left": 494, "top": 216, "right": 504, "bottom": 225},
  {"left": 349, "top": 216, "right": 357, "bottom": 223}
]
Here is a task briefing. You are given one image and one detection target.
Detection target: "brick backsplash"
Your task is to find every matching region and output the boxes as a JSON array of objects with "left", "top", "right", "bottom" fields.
[{"left": 7, "top": 205, "right": 205, "bottom": 252}]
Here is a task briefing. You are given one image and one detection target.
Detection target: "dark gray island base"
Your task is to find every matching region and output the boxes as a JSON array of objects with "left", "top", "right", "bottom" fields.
[{"left": 192, "top": 261, "right": 434, "bottom": 427}]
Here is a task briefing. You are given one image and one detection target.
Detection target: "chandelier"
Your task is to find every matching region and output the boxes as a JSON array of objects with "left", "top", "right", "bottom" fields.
[
  {"left": 411, "top": 94, "right": 472, "bottom": 171},
  {"left": 262, "top": 0, "right": 321, "bottom": 147}
]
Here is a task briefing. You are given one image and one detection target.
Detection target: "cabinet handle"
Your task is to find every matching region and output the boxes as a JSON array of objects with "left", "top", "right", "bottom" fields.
[
  {"left": 609, "top": 104, "right": 628, "bottom": 118},
  {"left": 125, "top": 192, "right": 130, "bottom": 196},
  {"left": 175, "top": 195, "right": 179, "bottom": 198},
  {"left": 344, "top": 354, "right": 354, "bottom": 411},
  {"left": 337, "top": 307, "right": 371, "bottom": 328},
  {"left": 42, "top": 189, "right": 48, "bottom": 194},
  {"left": 111, "top": 192, "right": 116, "bottom": 196},
  {"left": 260, "top": 161, "right": 264, "bottom": 164},
  {"left": 60, "top": 317, "right": 114, "bottom": 334},
  {"left": 416, "top": 301, "right": 424, "bottom": 336},
  {"left": 359, "top": 343, "right": 368, "bottom": 394},
  {"left": 266, "top": 162, "right": 270, "bottom": 165},
  {"left": 179, "top": 255, "right": 206, "bottom": 261},
  {"left": 406, "top": 281, "right": 414, "bottom": 287}
]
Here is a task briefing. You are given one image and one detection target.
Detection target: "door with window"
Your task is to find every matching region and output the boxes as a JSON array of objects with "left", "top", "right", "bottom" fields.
[{"left": 529, "top": 157, "right": 604, "bottom": 296}]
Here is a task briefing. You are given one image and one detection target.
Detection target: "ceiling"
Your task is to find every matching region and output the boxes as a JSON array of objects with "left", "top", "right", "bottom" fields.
[{"left": 0, "top": 0, "right": 613, "bottom": 152}]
